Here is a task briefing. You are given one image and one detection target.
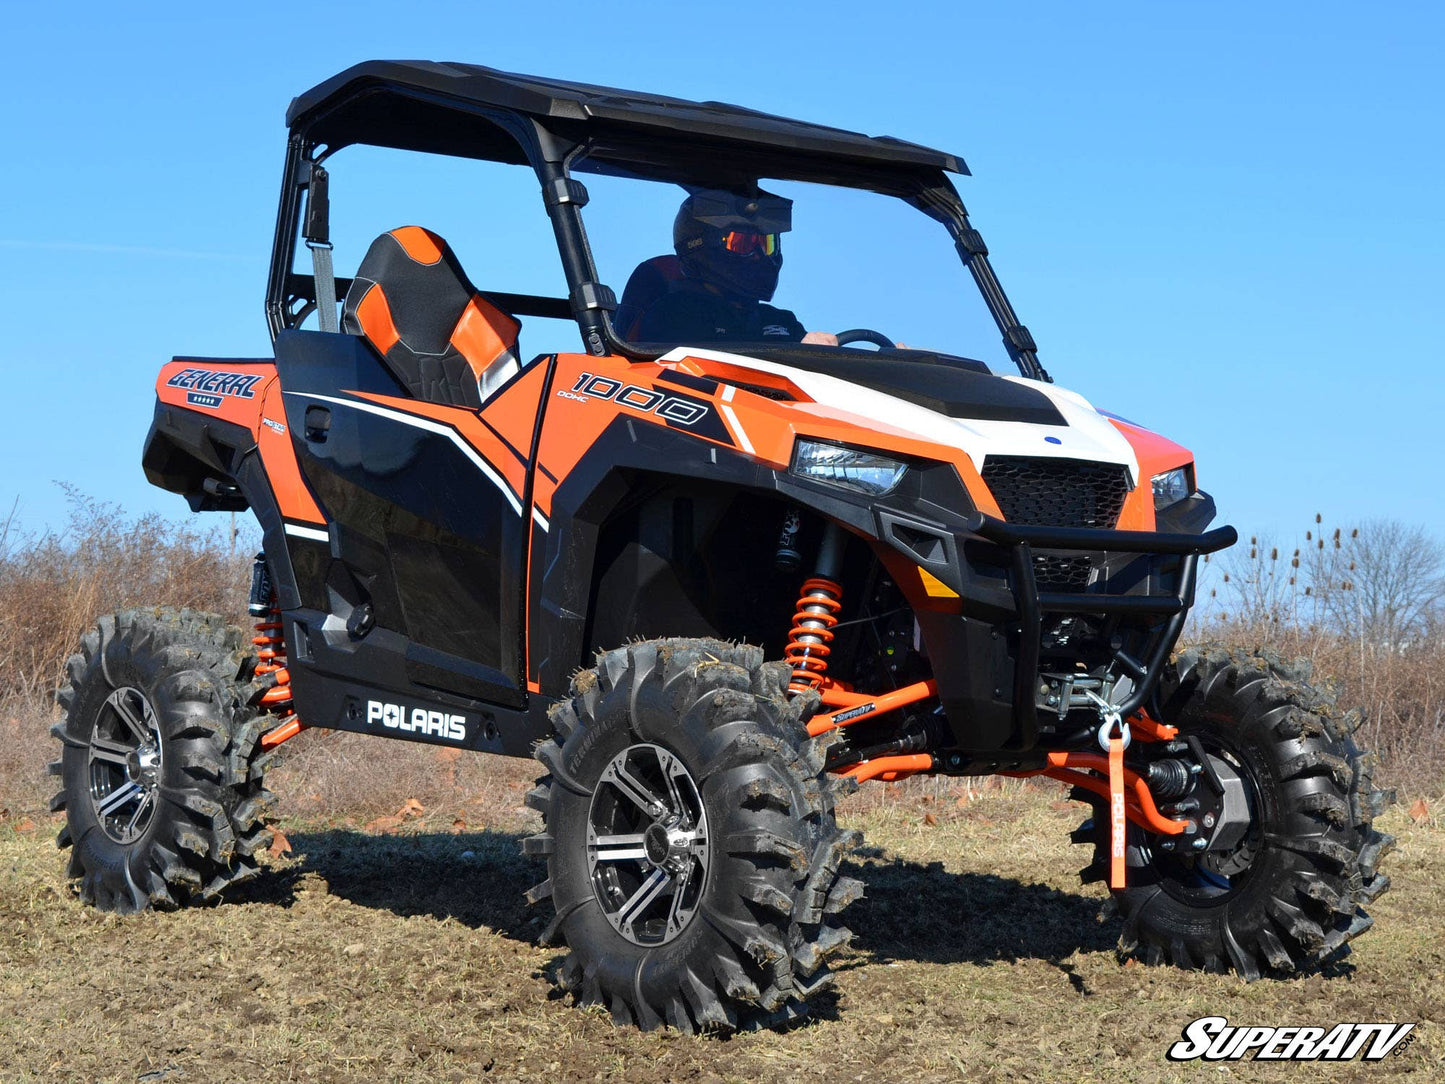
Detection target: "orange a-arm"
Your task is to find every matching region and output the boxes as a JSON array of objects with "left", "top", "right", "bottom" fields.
[{"left": 802, "top": 679, "right": 1190, "bottom": 836}]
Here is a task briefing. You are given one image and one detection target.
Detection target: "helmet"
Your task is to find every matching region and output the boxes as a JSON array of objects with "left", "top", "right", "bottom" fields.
[{"left": 673, "top": 188, "right": 793, "bottom": 302}]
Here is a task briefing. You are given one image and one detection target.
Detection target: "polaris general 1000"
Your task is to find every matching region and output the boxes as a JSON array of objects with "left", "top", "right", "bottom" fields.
[{"left": 52, "top": 61, "right": 1391, "bottom": 1031}]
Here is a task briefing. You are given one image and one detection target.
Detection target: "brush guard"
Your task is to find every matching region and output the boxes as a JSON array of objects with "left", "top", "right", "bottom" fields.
[
  {"left": 961, "top": 513, "right": 1238, "bottom": 739},
  {"left": 806, "top": 515, "right": 1235, "bottom": 742},
  {"left": 803, "top": 513, "right": 1237, "bottom": 885}
]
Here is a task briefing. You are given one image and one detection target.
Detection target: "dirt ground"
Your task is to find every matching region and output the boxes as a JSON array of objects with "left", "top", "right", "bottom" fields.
[{"left": 1, "top": 760, "right": 1440, "bottom": 1084}]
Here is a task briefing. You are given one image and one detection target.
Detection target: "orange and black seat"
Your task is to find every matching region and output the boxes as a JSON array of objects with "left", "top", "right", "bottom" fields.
[{"left": 341, "top": 226, "right": 521, "bottom": 409}]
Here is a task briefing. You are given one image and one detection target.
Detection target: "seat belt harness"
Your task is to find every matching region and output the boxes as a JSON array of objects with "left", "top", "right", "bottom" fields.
[{"left": 304, "top": 163, "right": 338, "bottom": 334}]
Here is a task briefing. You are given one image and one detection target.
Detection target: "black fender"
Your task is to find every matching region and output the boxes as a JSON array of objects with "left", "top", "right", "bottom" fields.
[
  {"left": 141, "top": 400, "right": 301, "bottom": 613},
  {"left": 528, "top": 416, "right": 888, "bottom": 695}
]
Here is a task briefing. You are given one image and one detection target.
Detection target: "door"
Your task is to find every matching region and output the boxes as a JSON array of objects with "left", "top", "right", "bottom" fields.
[{"left": 276, "top": 330, "right": 540, "bottom": 706}]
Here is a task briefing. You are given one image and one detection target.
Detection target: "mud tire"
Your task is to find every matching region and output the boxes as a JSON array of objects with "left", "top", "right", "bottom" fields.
[
  {"left": 50, "top": 608, "right": 277, "bottom": 912},
  {"left": 1073, "top": 645, "right": 1393, "bottom": 978},
  {"left": 525, "top": 638, "right": 862, "bottom": 1032}
]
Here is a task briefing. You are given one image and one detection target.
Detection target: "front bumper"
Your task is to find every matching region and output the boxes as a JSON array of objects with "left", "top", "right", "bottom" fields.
[{"left": 902, "top": 512, "right": 1237, "bottom": 757}]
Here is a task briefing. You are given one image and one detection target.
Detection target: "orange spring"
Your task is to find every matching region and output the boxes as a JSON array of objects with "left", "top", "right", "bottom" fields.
[
  {"left": 785, "top": 577, "right": 843, "bottom": 693},
  {"left": 252, "top": 607, "right": 297, "bottom": 734}
]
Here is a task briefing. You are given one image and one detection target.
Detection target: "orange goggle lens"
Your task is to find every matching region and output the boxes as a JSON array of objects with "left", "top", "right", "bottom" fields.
[{"left": 721, "top": 231, "right": 777, "bottom": 256}]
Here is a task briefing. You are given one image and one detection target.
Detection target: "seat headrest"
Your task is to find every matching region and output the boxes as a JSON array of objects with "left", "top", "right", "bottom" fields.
[
  {"left": 342, "top": 227, "right": 520, "bottom": 409},
  {"left": 614, "top": 255, "right": 686, "bottom": 340},
  {"left": 343, "top": 226, "right": 482, "bottom": 355}
]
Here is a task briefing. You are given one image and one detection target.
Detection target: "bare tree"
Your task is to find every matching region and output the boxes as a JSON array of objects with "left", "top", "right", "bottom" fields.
[
  {"left": 1308, "top": 518, "right": 1445, "bottom": 647},
  {"left": 1210, "top": 533, "right": 1305, "bottom": 629}
]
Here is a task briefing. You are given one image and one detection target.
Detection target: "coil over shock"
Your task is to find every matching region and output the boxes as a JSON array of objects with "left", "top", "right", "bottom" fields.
[
  {"left": 784, "top": 522, "right": 847, "bottom": 695},
  {"left": 249, "top": 554, "right": 304, "bottom": 748},
  {"left": 786, "top": 578, "right": 843, "bottom": 692}
]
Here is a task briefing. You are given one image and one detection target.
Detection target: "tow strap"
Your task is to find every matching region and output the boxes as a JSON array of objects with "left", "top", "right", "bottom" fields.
[
  {"left": 1086, "top": 693, "right": 1132, "bottom": 889},
  {"left": 1107, "top": 722, "right": 1127, "bottom": 888},
  {"left": 1090, "top": 704, "right": 1131, "bottom": 890}
]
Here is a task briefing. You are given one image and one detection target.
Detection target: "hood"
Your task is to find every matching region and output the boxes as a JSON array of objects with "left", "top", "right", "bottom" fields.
[{"left": 658, "top": 346, "right": 1139, "bottom": 484}]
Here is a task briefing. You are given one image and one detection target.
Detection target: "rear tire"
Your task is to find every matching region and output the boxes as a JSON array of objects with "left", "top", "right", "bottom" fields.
[
  {"left": 525, "top": 638, "right": 863, "bottom": 1032},
  {"left": 50, "top": 609, "right": 277, "bottom": 912},
  {"left": 1073, "top": 646, "right": 1393, "bottom": 977}
]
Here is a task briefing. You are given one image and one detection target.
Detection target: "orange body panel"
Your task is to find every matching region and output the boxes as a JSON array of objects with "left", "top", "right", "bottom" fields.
[
  {"left": 156, "top": 359, "right": 327, "bottom": 525},
  {"left": 156, "top": 359, "right": 274, "bottom": 431},
  {"left": 158, "top": 356, "right": 540, "bottom": 527},
  {"left": 256, "top": 379, "right": 326, "bottom": 524},
  {"left": 532, "top": 353, "right": 1008, "bottom": 523},
  {"left": 527, "top": 352, "right": 1212, "bottom": 619},
  {"left": 532, "top": 354, "right": 701, "bottom": 515},
  {"left": 1111, "top": 417, "right": 1195, "bottom": 532},
  {"left": 481, "top": 360, "right": 551, "bottom": 461}
]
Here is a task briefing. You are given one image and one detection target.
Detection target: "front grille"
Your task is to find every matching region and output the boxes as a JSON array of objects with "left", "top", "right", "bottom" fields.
[
  {"left": 980, "top": 456, "right": 1131, "bottom": 529},
  {"left": 1032, "top": 553, "right": 1094, "bottom": 591}
]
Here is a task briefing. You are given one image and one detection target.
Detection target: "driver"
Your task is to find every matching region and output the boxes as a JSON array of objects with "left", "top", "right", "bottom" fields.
[{"left": 633, "top": 188, "right": 838, "bottom": 346}]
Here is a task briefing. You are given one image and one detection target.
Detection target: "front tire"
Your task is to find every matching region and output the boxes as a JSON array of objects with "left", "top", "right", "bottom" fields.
[
  {"left": 1073, "top": 646, "right": 1393, "bottom": 977},
  {"left": 525, "top": 639, "right": 863, "bottom": 1031},
  {"left": 50, "top": 609, "right": 277, "bottom": 912}
]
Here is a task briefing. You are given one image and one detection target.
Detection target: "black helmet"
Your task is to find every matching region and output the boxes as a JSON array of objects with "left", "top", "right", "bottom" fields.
[{"left": 673, "top": 188, "right": 792, "bottom": 302}]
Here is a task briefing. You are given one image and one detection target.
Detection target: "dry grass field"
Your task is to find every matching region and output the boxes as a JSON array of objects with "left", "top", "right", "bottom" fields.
[
  {"left": 1, "top": 752, "right": 1440, "bottom": 1084},
  {"left": 2, "top": 502, "right": 1442, "bottom": 1080}
]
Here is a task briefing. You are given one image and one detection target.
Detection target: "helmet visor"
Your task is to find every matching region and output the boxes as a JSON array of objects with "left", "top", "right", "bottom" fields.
[{"left": 721, "top": 230, "right": 778, "bottom": 256}]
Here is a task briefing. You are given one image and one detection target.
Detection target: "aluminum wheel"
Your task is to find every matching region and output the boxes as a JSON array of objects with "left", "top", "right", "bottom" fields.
[
  {"left": 87, "top": 687, "right": 163, "bottom": 845},
  {"left": 587, "top": 743, "right": 709, "bottom": 946}
]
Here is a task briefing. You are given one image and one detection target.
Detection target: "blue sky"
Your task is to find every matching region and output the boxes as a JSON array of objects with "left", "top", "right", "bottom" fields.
[{"left": 0, "top": 1, "right": 1440, "bottom": 544}]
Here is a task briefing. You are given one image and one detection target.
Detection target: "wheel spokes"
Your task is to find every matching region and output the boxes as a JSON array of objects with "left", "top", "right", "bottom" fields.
[
  {"left": 591, "top": 833, "right": 648, "bottom": 862},
  {"left": 88, "top": 687, "right": 163, "bottom": 845},
  {"left": 686, "top": 829, "right": 708, "bottom": 862},
  {"left": 616, "top": 867, "right": 671, "bottom": 933},
  {"left": 663, "top": 762, "right": 688, "bottom": 818},
  {"left": 665, "top": 871, "right": 690, "bottom": 933},
  {"left": 89, "top": 736, "right": 132, "bottom": 766},
  {"left": 123, "top": 791, "right": 155, "bottom": 837},
  {"left": 95, "top": 781, "right": 145, "bottom": 819},
  {"left": 588, "top": 742, "right": 710, "bottom": 946},
  {"left": 110, "top": 692, "right": 152, "bottom": 745},
  {"left": 606, "top": 760, "right": 668, "bottom": 818}
]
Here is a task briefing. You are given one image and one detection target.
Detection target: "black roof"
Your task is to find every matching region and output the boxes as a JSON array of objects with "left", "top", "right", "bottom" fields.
[{"left": 287, "top": 61, "right": 969, "bottom": 175}]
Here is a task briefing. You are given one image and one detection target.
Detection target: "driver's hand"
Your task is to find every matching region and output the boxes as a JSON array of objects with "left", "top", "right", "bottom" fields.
[{"left": 801, "top": 331, "right": 839, "bottom": 346}]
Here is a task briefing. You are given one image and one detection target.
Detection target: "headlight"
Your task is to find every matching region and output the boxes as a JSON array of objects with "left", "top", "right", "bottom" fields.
[
  {"left": 1151, "top": 466, "right": 1192, "bottom": 510},
  {"left": 791, "top": 439, "right": 906, "bottom": 497}
]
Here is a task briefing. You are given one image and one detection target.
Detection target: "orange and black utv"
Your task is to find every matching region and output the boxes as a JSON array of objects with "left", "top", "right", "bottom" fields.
[{"left": 51, "top": 62, "right": 1391, "bottom": 1031}]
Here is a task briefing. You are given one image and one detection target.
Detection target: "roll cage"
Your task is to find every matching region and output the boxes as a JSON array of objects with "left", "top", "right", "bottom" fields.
[{"left": 266, "top": 60, "right": 1050, "bottom": 381}]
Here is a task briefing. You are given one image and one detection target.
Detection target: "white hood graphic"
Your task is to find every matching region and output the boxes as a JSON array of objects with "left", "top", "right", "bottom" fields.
[{"left": 660, "top": 347, "right": 1139, "bottom": 485}]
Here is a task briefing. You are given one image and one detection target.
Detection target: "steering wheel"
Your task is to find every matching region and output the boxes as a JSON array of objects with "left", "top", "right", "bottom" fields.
[{"left": 834, "top": 328, "right": 898, "bottom": 350}]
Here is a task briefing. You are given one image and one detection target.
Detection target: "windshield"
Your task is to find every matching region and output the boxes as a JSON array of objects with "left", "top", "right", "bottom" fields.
[{"left": 572, "top": 152, "right": 1013, "bottom": 372}]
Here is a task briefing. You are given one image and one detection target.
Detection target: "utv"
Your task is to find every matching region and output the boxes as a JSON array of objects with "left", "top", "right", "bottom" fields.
[{"left": 52, "top": 61, "right": 1391, "bottom": 1031}]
